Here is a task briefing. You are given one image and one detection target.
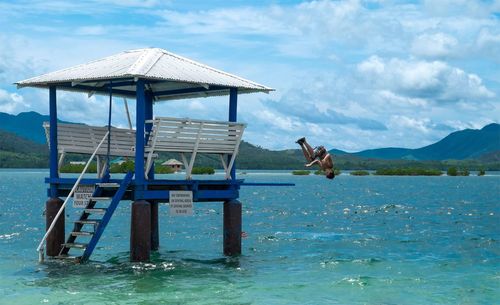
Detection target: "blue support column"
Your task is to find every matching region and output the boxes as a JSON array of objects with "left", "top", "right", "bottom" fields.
[
  {"left": 145, "top": 93, "right": 154, "bottom": 179},
  {"left": 49, "top": 86, "right": 58, "bottom": 197},
  {"left": 135, "top": 79, "right": 146, "bottom": 192},
  {"left": 228, "top": 88, "right": 238, "bottom": 180}
]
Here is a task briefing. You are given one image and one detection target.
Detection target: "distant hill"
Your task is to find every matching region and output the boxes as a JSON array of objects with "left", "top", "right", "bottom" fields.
[
  {"left": 0, "top": 130, "right": 48, "bottom": 167},
  {"left": 0, "top": 111, "right": 51, "bottom": 144},
  {"left": 477, "top": 150, "right": 500, "bottom": 162},
  {"left": 352, "top": 123, "right": 500, "bottom": 161},
  {"left": 0, "top": 130, "right": 48, "bottom": 154},
  {"left": 0, "top": 111, "right": 499, "bottom": 168}
]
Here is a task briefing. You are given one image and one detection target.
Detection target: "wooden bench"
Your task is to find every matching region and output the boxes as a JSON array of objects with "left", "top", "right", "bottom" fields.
[
  {"left": 43, "top": 122, "right": 138, "bottom": 175},
  {"left": 145, "top": 117, "right": 245, "bottom": 179}
]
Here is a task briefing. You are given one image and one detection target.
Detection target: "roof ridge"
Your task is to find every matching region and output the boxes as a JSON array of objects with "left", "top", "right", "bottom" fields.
[{"left": 127, "top": 48, "right": 164, "bottom": 76}]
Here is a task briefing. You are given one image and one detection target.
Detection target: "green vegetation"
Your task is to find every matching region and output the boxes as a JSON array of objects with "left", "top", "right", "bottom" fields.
[
  {"left": 1, "top": 127, "right": 500, "bottom": 172},
  {"left": 447, "top": 167, "right": 470, "bottom": 176},
  {"left": 155, "top": 166, "right": 175, "bottom": 174},
  {"left": 191, "top": 167, "right": 215, "bottom": 175},
  {"left": 0, "top": 150, "right": 48, "bottom": 168},
  {"left": 350, "top": 170, "right": 370, "bottom": 176},
  {"left": 375, "top": 168, "right": 442, "bottom": 176},
  {"left": 0, "top": 130, "right": 48, "bottom": 168},
  {"left": 61, "top": 161, "right": 176, "bottom": 174},
  {"left": 292, "top": 170, "right": 311, "bottom": 175},
  {"left": 478, "top": 169, "right": 486, "bottom": 176},
  {"left": 447, "top": 166, "right": 457, "bottom": 176},
  {"left": 110, "top": 160, "right": 134, "bottom": 173},
  {"left": 60, "top": 163, "right": 97, "bottom": 173}
]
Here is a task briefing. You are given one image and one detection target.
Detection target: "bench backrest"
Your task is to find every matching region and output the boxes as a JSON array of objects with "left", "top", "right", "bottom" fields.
[
  {"left": 43, "top": 122, "right": 137, "bottom": 157},
  {"left": 148, "top": 117, "right": 245, "bottom": 154}
]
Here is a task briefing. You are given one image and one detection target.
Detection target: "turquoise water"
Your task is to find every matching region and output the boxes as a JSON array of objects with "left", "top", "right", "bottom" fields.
[{"left": 0, "top": 170, "right": 499, "bottom": 304}]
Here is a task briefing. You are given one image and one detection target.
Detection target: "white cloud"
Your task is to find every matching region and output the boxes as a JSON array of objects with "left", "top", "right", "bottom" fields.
[
  {"left": 357, "top": 56, "right": 495, "bottom": 102},
  {"left": 477, "top": 28, "right": 500, "bottom": 47},
  {"left": 377, "top": 90, "right": 428, "bottom": 107},
  {"left": 411, "top": 33, "right": 458, "bottom": 58},
  {"left": 0, "top": 0, "right": 499, "bottom": 151},
  {"left": 0, "top": 89, "right": 29, "bottom": 113},
  {"left": 390, "top": 115, "right": 432, "bottom": 133}
]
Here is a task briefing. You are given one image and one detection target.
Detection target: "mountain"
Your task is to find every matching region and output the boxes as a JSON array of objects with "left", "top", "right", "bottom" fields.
[
  {"left": 414, "top": 123, "right": 500, "bottom": 160},
  {"left": 0, "top": 111, "right": 51, "bottom": 143},
  {"left": 0, "top": 111, "right": 498, "bottom": 165},
  {"left": 0, "top": 130, "right": 48, "bottom": 167},
  {"left": 352, "top": 123, "right": 500, "bottom": 161},
  {"left": 0, "top": 130, "right": 48, "bottom": 154}
]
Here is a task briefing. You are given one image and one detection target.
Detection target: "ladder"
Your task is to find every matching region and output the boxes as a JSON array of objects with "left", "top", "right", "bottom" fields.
[{"left": 56, "top": 171, "right": 134, "bottom": 263}]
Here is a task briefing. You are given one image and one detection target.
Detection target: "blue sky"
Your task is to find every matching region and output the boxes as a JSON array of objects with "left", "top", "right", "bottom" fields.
[{"left": 0, "top": 0, "right": 499, "bottom": 151}]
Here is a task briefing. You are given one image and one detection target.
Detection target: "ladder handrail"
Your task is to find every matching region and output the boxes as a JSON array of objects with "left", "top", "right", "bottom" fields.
[{"left": 37, "top": 131, "right": 110, "bottom": 262}]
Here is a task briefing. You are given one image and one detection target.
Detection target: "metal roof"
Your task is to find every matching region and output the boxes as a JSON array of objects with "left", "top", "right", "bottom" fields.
[
  {"left": 15, "top": 48, "right": 273, "bottom": 101},
  {"left": 162, "top": 159, "right": 183, "bottom": 166}
]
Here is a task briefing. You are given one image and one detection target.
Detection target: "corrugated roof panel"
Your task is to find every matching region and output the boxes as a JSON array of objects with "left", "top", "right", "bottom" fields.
[{"left": 16, "top": 48, "right": 273, "bottom": 98}]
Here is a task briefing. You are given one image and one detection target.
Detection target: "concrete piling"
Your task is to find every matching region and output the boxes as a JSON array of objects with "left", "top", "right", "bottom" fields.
[
  {"left": 150, "top": 201, "right": 159, "bottom": 251},
  {"left": 130, "top": 200, "right": 151, "bottom": 262},
  {"left": 223, "top": 200, "right": 242, "bottom": 256},
  {"left": 45, "top": 197, "right": 65, "bottom": 257}
]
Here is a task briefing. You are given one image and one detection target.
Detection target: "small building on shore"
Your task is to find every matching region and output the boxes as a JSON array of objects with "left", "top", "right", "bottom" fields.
[
  {"left": 162, "top": 159, "right": 183, "bottom": 172},
  {"left": 69, "top": 161, "right": 85, "bottom": 165}
]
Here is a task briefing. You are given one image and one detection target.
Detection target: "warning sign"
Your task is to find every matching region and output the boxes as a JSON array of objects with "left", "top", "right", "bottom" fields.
[
  {"left": 169, "top": 191, "right": 193, "bottom": 216},
  {"left": 74, "top": 184, "right": 95, "bottom": 208}
]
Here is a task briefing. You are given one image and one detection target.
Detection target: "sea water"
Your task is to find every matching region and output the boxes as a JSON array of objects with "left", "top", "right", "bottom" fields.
[{"left": 0, "top": 170, "right": 498, "bottom": 304}]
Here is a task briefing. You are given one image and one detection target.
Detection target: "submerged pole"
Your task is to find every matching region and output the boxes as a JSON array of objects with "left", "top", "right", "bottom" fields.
[
  {"left": 45, "top": 197, "right": 64, "bottom": 257},
  {"left": 223, "top": 199, "right": 242, "bottom": 256},
  {"left": 130, "top": 200, "right": 151, "bottom": 261}
]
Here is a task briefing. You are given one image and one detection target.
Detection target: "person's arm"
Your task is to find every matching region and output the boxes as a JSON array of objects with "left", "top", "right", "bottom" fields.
[{"left": 306, "top": 159, "right": 322, "bottom": 167}]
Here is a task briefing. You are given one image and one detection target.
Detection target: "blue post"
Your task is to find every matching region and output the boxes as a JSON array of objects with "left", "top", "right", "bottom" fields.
[
  {"left": 49, "top": 86, "right": 58, "bottom": 197},
  {"left": 135, "top": 79, "right": 146, "bottom": 191},
  {"left": 228, "top": 88, "right": 238, "bottom": 179},
  {"left": 145, "top": 93, "right": 154, "bottom": 179},
  {"left": 144, "top": 92, "right": 158, "bottom": 250}
]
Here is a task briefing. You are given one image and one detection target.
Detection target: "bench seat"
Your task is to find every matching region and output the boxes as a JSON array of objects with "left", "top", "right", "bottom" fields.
[
  {"left": 43, "top": 122, "right": 143, "bottom": 176},
  {"left": 145, "top": 117, "right": 245, "bottom": 179}
]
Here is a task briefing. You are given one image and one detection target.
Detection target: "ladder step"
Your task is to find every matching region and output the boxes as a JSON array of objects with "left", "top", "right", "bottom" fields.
[
  {"left": 54, "top": 255, "right": 82, "bottom": 261},
  {"left": 84, "top": 208, "right": 107, "bottom": 214},
  {"left": 75, "top": 219, "right": 101, "bottom": 225},
  {"left": 70, "top": 231, "right": 94, "bottom": 237},
  {"left": 96, "top": 182, "right": 120, "bottom": 188},
  {"left": 63, "top": 242, "right": 88, "bottom": 249},
  {"left": 90, "top": 197, "right": 113, "bottom": 201}
]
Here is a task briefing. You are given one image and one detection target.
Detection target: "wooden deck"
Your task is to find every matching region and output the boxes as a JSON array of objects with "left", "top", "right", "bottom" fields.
[{"left": 45, "top": 177, "right": 245, "bottom": 202}]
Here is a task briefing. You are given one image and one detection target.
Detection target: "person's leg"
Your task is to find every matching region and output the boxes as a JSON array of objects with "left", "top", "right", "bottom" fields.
[{"left": 299, "top": 140, "right": 315, "bottom": 162}]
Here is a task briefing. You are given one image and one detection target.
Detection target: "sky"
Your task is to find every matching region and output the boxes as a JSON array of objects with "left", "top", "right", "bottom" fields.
[{"left": 0, "top": 0, "right": 499, "bottom": 151}]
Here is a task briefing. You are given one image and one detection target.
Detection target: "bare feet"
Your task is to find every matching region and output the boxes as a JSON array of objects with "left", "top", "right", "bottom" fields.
[{"left": 296, "top": 137, "right": 306, "bottom": 145}]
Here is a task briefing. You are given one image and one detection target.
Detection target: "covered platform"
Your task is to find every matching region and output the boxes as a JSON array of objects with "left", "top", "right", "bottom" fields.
[{"left": 16, "top": 48, "right": 289, "bottom": 263}]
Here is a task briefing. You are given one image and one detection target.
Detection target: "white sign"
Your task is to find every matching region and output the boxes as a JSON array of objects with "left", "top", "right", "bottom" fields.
[
  {"left": 73, "top": 184, "right": 95, "bottom": 208},
  {"left": 169, "top": 191, "right": 193, "bottom": 216}
]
